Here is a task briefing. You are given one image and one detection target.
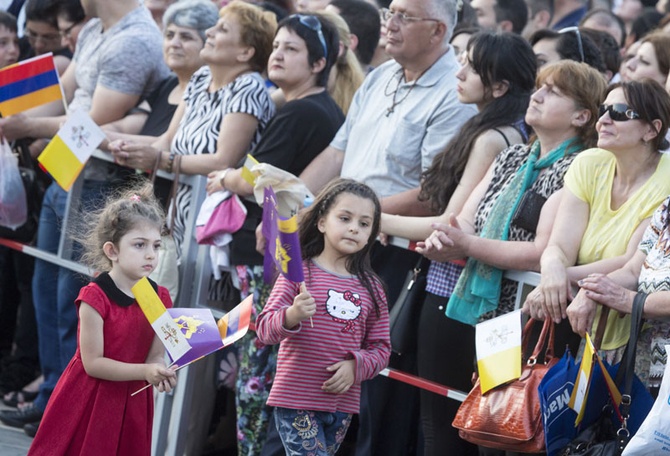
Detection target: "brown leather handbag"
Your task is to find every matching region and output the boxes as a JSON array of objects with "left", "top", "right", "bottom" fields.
[{"left": 452, "top": 318, "right": 557, "bottom": 453}]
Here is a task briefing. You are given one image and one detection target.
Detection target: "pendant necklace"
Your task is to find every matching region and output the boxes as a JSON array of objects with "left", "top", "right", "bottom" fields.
[{"left": 384, "top": 67, "right": 426, "bottom": 117}]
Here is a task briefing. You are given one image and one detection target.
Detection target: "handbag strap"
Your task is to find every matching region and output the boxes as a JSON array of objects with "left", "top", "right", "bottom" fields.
[
  {"left": 150, "top": 150, "right": 162, "bottom": 185},
  {"left": 522, "top": 318, "right": 555, "bottom": 364},
  {"left": 593, "top": 305, "right": 610, "bottom": 351},
  {"left": 617, "top": 292, "right": 646, "bottom": 415}
]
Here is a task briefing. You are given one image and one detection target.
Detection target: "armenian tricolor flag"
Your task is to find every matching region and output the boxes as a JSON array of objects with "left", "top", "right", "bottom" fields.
[{"left": 0, "top": 53, "right": 62, "bottom": 116}]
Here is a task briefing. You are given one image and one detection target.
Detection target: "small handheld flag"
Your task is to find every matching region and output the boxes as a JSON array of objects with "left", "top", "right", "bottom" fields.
[
  {"left": 475, "top": 309, "right": 522, "bottom": 393},
  {"left": 217, "top": 294, "right": 253, "bottom": 346},
  {"left": 130, "top": 295, "right": 254, "bottom": 396},
  {"left": 132, "top": 277, "right": 192, "bottom": 362},
  {"left": 569, "top": 332, "right": 597, "bottom": 424},
  {"left": 241, "top": 154, "right": 260, "bottom": 186},
  {"left": 261, "top": 186, "right": 304, "bottom": 284},
  {"left": 37, "top": 110, "right": 106, "bottom": 191},
  {"left": 167, "top": 308, "right": 224, "bottom": 367},
  {"left": 0, "top": 53, "right": 63, "bottom": 116}
]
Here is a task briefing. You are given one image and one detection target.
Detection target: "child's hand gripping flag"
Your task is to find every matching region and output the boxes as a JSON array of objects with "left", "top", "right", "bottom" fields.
[
  {"left": 261, "top": 186, "right": 304, "bottom": 284},
  {"left": 475, "top": 309, "right": 523, "bottom": 393},
  {"left": 37, "top": 110, "right": 105, "bottom": 191},
  {"left": 130, "top": 294, "right": 253, "bottom": 396},
  {"left": 0, "top": 53, "right": 63, "bottom": 116},
  {"left": 132, "top": 277, "right": 192, "bottom": 362}
]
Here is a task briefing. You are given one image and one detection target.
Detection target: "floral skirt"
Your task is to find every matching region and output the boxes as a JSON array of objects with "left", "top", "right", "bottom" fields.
[{"left": 233, "top": 265, "right": 278, "bottom": 456}]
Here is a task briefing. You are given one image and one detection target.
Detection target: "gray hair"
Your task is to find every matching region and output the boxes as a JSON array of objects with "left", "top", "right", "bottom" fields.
[
  {"left": 425, "top": 0, "right": 458, "bottom": 42},
  {"left": 163, "top": 0, "right": 220, "bottom": 41}
]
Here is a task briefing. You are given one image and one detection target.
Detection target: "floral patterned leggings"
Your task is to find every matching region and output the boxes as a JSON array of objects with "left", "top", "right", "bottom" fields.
[{"left": 274, "top": 407, "right": 352, "bottom": 456}]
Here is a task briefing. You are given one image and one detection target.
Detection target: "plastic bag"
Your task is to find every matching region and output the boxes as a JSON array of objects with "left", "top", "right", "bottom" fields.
[
  {"left": 622, "top": 345, "right": 670, "bottom": 455},
  {"left": 538, "top": 350, "right": 580, "bottom": 456},
  {"left": 0, "top": 140, "right": 27, "bottom": 230}
]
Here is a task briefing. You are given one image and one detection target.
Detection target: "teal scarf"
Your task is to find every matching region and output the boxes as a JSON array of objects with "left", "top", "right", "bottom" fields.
[{"left": 446, "top": 139, "right": 581, "bottom": 325}]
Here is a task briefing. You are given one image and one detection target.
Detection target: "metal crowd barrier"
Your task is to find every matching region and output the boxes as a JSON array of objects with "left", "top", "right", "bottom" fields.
[{"left": 0, "top": 164, "right": 542, "bottom": 454}]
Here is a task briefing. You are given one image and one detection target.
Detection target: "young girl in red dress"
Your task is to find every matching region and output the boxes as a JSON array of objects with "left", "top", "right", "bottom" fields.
[
  {"left": 28, "top": 183, "right": 177, "bottom": 456},
  {"left": 256, "top": 178, "right": 391, "bottom": 455}
]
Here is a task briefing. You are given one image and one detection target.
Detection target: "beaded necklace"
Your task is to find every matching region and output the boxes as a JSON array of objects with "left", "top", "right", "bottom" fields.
[{"left": 383, "top": 67, "right": 426, "bottom": 117}]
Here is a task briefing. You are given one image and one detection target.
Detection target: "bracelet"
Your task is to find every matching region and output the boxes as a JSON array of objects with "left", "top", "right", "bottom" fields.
[
  {"left": 219, "top": 168, "right": 232, "bottom": 189},
  {"left": 165, "top": 151, "right": 175, "bottom": 173}
]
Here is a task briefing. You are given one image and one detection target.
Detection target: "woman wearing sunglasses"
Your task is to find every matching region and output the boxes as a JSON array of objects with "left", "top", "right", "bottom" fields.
[
  {"left": 524, "top": 80, "right": 670, "bottom": 364},
  {"left": 205, "top": 12, "right": 343, "bottom": 456},
  {"left": 384, "top": 56, "right": 602, "bottom": 455}
]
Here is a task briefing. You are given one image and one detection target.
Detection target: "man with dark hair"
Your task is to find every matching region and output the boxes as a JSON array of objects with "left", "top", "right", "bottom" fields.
[
  {"left": 522, "top": 0, "right": 552, "bottom": 39},
  {"left": 328, "top": 0, "right": 381, "bottom": 68},
  {"left": 580, "top": 7, "right": 626, "bottom": 47},
  {"left": 471, "top": 0, "right": 528, "bottom": 33},
  {"left": 550, "top": 0, "right": 586, "bottom": 29}
]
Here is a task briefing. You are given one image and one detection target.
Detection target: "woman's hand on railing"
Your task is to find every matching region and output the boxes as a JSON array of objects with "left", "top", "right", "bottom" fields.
[{"left": 565, "top": 288, "right": 598, "bottom": 337}]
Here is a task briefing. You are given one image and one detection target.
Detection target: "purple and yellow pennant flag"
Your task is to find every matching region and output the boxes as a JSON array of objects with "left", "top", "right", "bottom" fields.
[
  {"left": 262, "top": 186, "right": 304, "bottom": 284},
  {"left": 167, "top": 308, "right": 224, "bottom": 367},
  {"left": 37, "top": 110, "right": 105, "bottom": 191},
  {"left": 0, "top": 53, "right": 62, "bottom": 116},
  {"left": 132, "top": 277, "right": 192, "bottom": 362}
]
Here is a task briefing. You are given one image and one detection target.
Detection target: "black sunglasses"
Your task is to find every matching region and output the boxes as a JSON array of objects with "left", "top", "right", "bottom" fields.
[
  {"left": 598, "top": 103, "right": 641, "bottom": 122},
  {"left": 295, "top": 14, "right": 327, "bottom": 58}
]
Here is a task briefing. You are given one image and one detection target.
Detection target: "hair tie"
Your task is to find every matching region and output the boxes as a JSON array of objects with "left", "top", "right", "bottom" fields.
[{"left": 130, "top": 194, "right": 141, "bottom": 202}]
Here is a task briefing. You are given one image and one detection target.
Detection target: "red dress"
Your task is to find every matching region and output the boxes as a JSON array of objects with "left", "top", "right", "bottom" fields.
[{"left": 28, "top": 274, "right": 172, "bottom": 456}]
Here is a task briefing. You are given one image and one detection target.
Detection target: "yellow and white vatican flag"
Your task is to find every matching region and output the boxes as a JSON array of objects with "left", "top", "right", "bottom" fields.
[
  {"left": 241, "top": 154, "right": 260, "bottom": 186},
  {"left": 476, "top": 309, "right": 523, "bottom": 394},
  {"left": 569, "top": 332, "right": 597, "bottom": 425},
  {"left": 37, "top": 110, "right": 105, "bottom": 191},
  {"left": 132, "top": 277, "right": 192, "bottom": 362}
]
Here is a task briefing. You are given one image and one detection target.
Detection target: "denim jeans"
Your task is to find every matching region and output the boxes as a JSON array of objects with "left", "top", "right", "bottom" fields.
[
  {"left": 32, "top": 181, "right": 108, "bottom": 411},
  {"left": 274, "top": 407, "right": 352, "bottom": 456}
]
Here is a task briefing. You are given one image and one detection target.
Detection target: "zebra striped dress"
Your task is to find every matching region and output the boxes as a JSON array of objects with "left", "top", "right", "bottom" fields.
[{"left": 169, "top": 66, "right": 275, "bottom": 260}]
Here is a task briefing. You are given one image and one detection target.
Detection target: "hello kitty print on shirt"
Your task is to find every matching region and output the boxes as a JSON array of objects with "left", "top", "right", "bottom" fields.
[{"left": 326, "top": 289, "right": 362, "bottom": 333}]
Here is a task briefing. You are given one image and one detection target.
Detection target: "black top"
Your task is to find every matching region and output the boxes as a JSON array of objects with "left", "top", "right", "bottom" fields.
[
  {"left": 140, "top": 75, "right": 179, "bottom": 137},
  {"left": 229, "top": 90, "right": 345, "bottom": 266}
]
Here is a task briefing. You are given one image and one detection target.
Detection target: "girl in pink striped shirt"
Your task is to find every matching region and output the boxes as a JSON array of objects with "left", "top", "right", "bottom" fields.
[{"left": 256, "top": 178, "right": 391, "bottom": 455}]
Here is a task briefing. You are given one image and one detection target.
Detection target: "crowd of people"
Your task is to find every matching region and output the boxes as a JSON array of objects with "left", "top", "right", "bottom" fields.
[{"left": 1, "top": 0, "right": 670, "bottom": 454}]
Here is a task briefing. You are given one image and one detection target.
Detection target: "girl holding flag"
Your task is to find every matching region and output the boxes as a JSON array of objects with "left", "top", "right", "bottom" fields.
[
  {"left": 256, "top": 178, "right": 391, "bottom": 455},
  {"left": 28, "top": 182, "right": 176, "bottom": 456}
]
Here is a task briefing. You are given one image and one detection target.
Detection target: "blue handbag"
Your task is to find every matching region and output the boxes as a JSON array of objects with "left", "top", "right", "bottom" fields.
[{"left": 538, "top": 350, "right": 580, "bottom": 456}]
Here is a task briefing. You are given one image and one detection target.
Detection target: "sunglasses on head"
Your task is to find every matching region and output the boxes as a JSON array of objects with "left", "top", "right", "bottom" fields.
[
  {"left": 295, "top": 14, "right": 327, "bottom": 59},
  {"left": 598, "top": 103, "right": 641, "bottom": 122},
  {"left": 559, "top": 26, "right": 584, "bottom": 63}
]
